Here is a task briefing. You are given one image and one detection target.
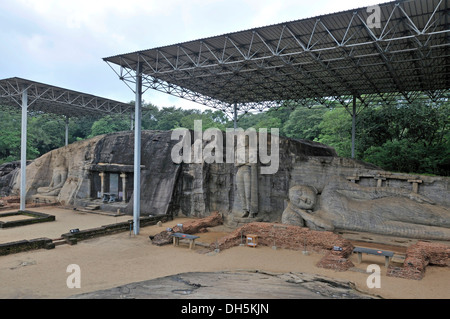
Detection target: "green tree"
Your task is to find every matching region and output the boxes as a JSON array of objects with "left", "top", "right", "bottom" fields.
[
  {"left": 360, "top": 99, "right": 450, "bottom": 175},
  {"left": 0, "top": 109, "right": 39, "bottom": 163},
  {"left": 69, "top": 116, "right": 97, "bottom": 142},
  {"left": 28, "top": 114, "right": 66, "bottom": 155},
  {"left": 317, "top": 107, "right": 352, "bottom": 157},
  {"left": 153, "top": 107, "right": 189, "bottom": 130},
  {"left": 1, "top": 97, "right": 448, "bottom": 176},
  {"left": 232, "top": 107, "right": 291, "bottom": 132},
  {"left": 179, "top": 109, "right": 229, "bottom": 131},
  {"left": 363, "top": 139, "right": 449, "bottom": 175},
  {"left": 88, "top": 114, "right": 131, "bottom": 138},
  {"left": 141, "top": 104, "right": 159, "bottom": 130},
  {"left": 253, "top": 116, "right": 282, "bottom": 132},
  {"left": 232, "top": 112, "right": 263, "bottom": 130},
  {"left": 283, "top": 107, "right": 326, "bottom": 141}
]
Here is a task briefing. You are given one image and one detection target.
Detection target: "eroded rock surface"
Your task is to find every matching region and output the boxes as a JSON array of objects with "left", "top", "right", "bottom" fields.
[
  {"left": 1, "top": 130, "right": 448, "bottom": 242},
  {"left": 69, "top": 271, "right": 378, "bottom": 299}
]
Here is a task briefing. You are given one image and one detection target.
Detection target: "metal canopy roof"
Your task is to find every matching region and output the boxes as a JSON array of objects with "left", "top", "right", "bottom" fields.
[
  {"left": 0, "top": 77, "right": 134, "bottom": 118},
  {"left": 104, "top": 0, "right": 449, "bottom": 114}
]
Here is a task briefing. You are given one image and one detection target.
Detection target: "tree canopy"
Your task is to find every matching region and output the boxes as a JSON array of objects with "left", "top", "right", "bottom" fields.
[{"left": 0, "top": 97, "right": 448, "bottom": 176}]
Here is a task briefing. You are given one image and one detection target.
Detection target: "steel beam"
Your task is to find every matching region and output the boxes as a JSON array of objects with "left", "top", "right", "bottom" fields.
[
  {"left": 133, "top": 62, "right": 143, "bottom": 235},
  {"left": 351, "top": 95, "right": 356, "bottom": 159},
  {"left": 0, "top": 77, "right": 134, "bottom": 117},
  {"left": 20, "top": 87, "right": 28, "bottom": 211},
  {"left": 233, "top": 103, "right": 238, "bottom": 130},
  {"left": 65, "top": 116, "right": 69, "bottom": 146},
  {"left": 103, "top": 0, "right": 448, "bottom": 118}
]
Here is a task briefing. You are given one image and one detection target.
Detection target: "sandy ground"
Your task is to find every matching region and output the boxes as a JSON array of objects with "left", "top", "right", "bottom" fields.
[{"left": 0, "top": 207, "right": 449, "bottom": 299}]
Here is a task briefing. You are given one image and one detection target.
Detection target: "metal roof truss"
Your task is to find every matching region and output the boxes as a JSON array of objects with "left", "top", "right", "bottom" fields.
[
  {"left": 104, "top": 0, "right": 449, "bottom": 115},
  {"left": 0, "top": 77, "right": 134, "bottom": 118}
]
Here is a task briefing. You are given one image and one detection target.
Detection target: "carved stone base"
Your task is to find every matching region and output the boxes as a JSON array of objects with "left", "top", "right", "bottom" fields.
[
  {"left": 226, "top": 215, "right": 264, "bottom": 228},
  {"left": 31, "top": 195, "right": 59, "bottom": 204},
  {"left": 233, "top": 216, "right": 264, "bottom": 223}
]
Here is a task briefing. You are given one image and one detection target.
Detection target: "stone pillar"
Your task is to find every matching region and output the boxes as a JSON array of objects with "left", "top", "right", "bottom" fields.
[
  {"left": 347, "top": 176, "right": 359, "bottom": 183},
  {"left": 375, "top": 177, "right": 386, "bottom": 188},
  {"left": 99, "top": 172, "right": 105, "bottom": 197},
  {"left": 120, "top": 172, "right": 127, "bottom": 202}
]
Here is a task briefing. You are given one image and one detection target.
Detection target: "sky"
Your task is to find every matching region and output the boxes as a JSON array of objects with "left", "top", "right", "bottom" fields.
[{"left": 0, "top": 0, "right": 383, "bottom": 111}]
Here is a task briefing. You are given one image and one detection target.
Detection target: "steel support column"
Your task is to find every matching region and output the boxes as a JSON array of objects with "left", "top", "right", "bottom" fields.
[
  {"left": 65, "top": 116, "right": 69, "bottom": 146},
  {"left": 20, "top": 87, "right": 28, "bottom": 211},
  {"left": 133, "top": 62, "right": 143, "bottom": 235},
  {"left": 130, "top": 113, "right": 134, "bottom": 131},
  {"left": 351, "top": 95, "right": 356, "bottom": 159},
  {"left": 233, "top": 103, "right": 237, "bottom": 130}
]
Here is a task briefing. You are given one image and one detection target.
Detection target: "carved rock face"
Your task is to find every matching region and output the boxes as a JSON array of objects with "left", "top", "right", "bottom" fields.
[
  {"left": 1, "top": 130, "right": 449, "bottom": 242},
  {"left": 315, "top": 176, "right": 450, "bottom": 240}
]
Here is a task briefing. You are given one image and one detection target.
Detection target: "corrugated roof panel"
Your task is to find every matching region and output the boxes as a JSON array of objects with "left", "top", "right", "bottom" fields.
[
  {"left": 0, "top": 77, "right": 134, "bottom": 117},
  {"left": 104, "top": 0, "right": 449, "bottom": 109}
]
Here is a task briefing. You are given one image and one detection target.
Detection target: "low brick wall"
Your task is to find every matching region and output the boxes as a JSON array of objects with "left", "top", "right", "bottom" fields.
[
  {"left": 152, "top": 211, "right": 223, "bottom": 246},
  {"left": 171, "top": 211, "right": 223, "bottom": 234},
  {"left": 0, "top": 214, "right": 172, "bottom": 256},
  {"left": 387, "top": 241, "right": 450, "bottom": 280},
  {"left": 316, "top": 250, "right": 356, "bottom": 271},
  {"left": 0, "top": 238, "right": 54, "bottom": 256},
  {"left": 213, "top": 222, "right": 354, "bottom": 271}
]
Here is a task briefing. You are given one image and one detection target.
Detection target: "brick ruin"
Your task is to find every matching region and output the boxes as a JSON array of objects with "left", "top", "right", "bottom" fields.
[
  {"left": 151, "top": 211, "right": 224, "bottom": 246},
  {"left": 161, "top": 212, "right": 449, "bottom": 279},
  {"left": 152, "top": 212, "right": 355, "bottom": 272},
  {"left": 219, "top": 222, "right": 450, "bottom": 279},
  {"left": 387, "top": 241, "right": 450, "bottom": 280},
  {"left": 211, "top": 220, "right": 355, "bottom": 271}
]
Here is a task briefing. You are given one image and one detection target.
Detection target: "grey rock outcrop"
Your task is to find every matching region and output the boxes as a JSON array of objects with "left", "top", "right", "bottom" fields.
[
  {"left": 0, "top": 161, "right": 25, "bottom": 197},
  {"left": 1, "top": 130, "right": 449, "bottom": 241},
  {"left": 1, "top": 130, "right": 337, "bottom": 218}
]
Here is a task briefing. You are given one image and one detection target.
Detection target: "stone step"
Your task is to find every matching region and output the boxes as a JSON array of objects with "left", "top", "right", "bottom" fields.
[
  {"left": 52, "top": 237, "right": 68, "bottom": 246},
  {"left": 76, "top": 207, "right": 125, "bottom": 217},
  {"left": 391, "top": 254, "right": 406, "bottom": 264},
  {"left": 85, "top": 205, "right": 100, "bottom": 210}
]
